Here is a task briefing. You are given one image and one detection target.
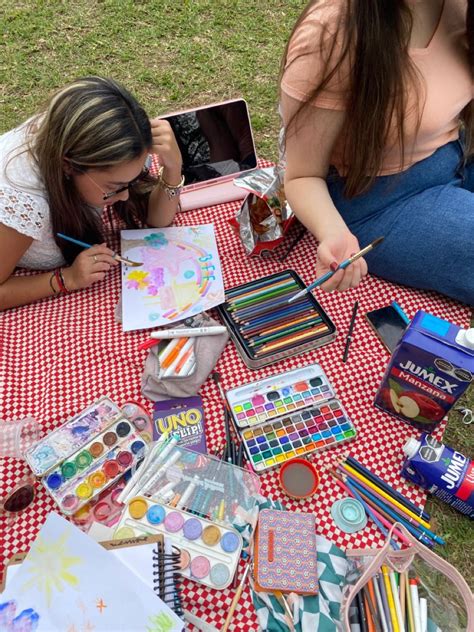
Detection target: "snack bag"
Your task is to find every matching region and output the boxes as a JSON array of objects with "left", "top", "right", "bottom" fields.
[{"left": 229, "top": 166, "right": 295, "bottom": 256}]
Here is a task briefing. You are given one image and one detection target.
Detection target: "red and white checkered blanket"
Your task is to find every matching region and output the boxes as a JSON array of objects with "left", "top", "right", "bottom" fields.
[{"left": 0, "top": 194, "right": 470, "bottom": 630}]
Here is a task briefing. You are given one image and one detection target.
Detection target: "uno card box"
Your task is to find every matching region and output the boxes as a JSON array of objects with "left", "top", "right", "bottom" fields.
[{"left": 153, "top": 396, "right": 207, "bottom": 454}]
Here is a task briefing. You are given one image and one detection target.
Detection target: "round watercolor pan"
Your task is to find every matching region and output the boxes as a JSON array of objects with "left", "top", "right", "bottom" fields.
[{"left": 114, "top": 497, "right": 243, "bottom": 590}]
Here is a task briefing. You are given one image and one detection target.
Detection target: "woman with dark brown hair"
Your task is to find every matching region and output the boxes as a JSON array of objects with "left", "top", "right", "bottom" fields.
[
  {"left": 0, "top": 76, "right": 183, "bottom": 310},
  {"left": 280, "top": 0, "right": 474, "bottom": 305}
]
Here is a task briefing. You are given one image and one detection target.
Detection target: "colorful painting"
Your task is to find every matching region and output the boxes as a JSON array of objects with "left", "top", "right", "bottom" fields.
[
  {"left": 120, "top": 225, "right": 224, "bottom": 332},
  {"left": 0, "top": 513, "right": 183, "bottom": 631}
]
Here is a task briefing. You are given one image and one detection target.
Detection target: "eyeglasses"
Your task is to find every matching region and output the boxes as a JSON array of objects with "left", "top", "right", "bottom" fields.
[
  {"left": 84, "top": 166, "right": 150, "bottom": 201},
  {"left": 1, "top": 476, "right": 36, "bottom": 516}
]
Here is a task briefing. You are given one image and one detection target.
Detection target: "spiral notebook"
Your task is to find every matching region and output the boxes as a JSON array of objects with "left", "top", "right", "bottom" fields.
[{"left": 1, "top": 533, "right": 184, "bottom": 619}]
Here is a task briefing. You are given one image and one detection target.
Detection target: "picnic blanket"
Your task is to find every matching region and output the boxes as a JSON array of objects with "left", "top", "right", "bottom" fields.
[{"left": 0, "top": 187, "right": 471, "bottom": 631}]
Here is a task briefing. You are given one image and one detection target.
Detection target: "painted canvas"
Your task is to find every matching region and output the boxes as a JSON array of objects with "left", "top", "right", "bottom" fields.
[
  {"left": 0, "top": 512, "right": 183, "bottom": 631},
  {"left": 120, "top": 225, "right": 225, "bottom": 332}
]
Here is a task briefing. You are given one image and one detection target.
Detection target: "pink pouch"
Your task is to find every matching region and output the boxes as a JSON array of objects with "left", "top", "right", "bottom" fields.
[{"left": 342, "top": 523, "right": 473, "bottom": 631}]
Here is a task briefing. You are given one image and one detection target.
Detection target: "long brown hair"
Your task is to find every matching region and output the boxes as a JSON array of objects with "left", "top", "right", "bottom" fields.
[
  {"left": 27, "top": 76, "right": 156, "bottom": 263},
  {"left": 281, "top": 0, "right": 474, "bottom": 198}
]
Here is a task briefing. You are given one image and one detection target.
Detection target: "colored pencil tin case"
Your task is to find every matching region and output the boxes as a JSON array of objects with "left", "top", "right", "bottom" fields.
[
  {"left": 217, "top": 269, "right": 337, "bottom": 369},
  {"left": 254, "top": 508, "right": 318, "bottom": 594}
]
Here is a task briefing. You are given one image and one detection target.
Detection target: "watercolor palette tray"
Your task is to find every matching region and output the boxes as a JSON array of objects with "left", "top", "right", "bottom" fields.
[
  {"left": 226, "top": 363, "right": 357, "bottom": 472},
  {"left": 217, "top": 269, "right": 337, "bottom": 369},
  {"left": 114, "top": 497, "right": 243, "bottom": 590},
  {"left": 42, "top": 416, "right": 147, "bottom": 515},
  {"left": 25, "top": 396, "right": 123, "bottom": 476},
  {"left": 139, "top": 445, "right": 260, "bottom": 523}
]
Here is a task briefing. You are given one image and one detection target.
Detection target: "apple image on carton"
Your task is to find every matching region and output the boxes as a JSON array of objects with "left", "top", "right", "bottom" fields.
[{"left": 381, "top": 388, "right": 444, "bottom": 420}]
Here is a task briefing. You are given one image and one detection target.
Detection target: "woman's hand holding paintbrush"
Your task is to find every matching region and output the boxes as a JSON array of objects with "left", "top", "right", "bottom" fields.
[{"left": 289, "top": 236, "right": 384, "bottom": 302}]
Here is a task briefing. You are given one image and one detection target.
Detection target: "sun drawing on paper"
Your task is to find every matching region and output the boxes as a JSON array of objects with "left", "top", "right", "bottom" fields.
[
  {"left": 122, "top": 227, "right": 224, "bottom": 327},
  {"left": 19, "top": 529, "right": 82, "bottom": 606}
]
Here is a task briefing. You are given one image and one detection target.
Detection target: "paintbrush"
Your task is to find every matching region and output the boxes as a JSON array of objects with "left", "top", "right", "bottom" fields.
[
  {"left": 288, "top": 236, "right": 384, "bottom": 302},
  {"left": 57, "top": 232, "right": 142, "bottom": 267},
  {"left": 221, "top": 563, "right": 252, "bottom": 632}
]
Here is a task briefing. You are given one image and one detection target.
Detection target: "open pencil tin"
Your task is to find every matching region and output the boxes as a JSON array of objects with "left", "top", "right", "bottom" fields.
[{"left": 217, "top": 269, "right": 337, "bottom": 369}]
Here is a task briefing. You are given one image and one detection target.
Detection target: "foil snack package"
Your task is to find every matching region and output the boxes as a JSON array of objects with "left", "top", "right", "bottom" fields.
[{"left": 230, "top": 166, "right": 295, "bottom": 256}]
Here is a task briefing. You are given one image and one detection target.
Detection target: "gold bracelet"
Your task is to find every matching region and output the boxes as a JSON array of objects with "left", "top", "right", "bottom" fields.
[
  {"left": 158, "top": 166, "right": 184, "bottom": 199},
  {"left": 49, "top": 272, "right": 59, "bottom": 295}
]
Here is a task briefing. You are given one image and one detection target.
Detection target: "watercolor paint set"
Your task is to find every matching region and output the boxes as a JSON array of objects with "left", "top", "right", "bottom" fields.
[
  {"left": 217, "top": 269, "right": 336, "bottom": 369},
  {"left": 24, "top": 397, "right": 153, "bottom": 516},
  {"left": 114, "top": 497, "right": 243, "bottom": 590},
  {"left": 226, "top": 363, "right": 357, "bottom": 472},
  {"left": 42, "top": 416, "right": 147, "bottom": 515}
]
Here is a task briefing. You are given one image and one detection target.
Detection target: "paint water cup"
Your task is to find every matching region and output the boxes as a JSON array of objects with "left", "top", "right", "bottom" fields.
[{"left": 0, "top": 417, "right": 41, "bottom": 459}]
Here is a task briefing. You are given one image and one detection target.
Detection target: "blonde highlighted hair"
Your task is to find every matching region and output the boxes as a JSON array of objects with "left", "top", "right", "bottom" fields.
[{"left": 28, "top": 76, "right": 155, "bottom": 263}]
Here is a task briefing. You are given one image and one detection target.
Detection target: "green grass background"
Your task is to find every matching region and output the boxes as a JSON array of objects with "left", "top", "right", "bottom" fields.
[{"left": 1, "top": 0, "right": 472, "bottom": 589}]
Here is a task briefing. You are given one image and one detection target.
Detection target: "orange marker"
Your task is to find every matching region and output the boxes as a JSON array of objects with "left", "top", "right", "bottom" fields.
[
  {"left": 175, "top": 347, "right": 194, "bottom": 373},
  {"left": 161, "top": 337, "right": 189, "bottom": 369}
]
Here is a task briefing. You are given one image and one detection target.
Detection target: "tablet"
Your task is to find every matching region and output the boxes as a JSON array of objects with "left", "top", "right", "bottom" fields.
[{"left": 162, "top": 99, "right": 258, "bottom": 211}]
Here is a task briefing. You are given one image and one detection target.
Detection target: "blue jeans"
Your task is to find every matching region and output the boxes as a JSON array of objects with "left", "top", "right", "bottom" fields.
[{"left": 326, "top": 140, "right": 474, "bottom": 306}]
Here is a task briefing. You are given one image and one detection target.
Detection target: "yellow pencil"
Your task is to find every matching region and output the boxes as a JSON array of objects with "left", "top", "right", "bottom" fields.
[
  {"left": 382, "top": 565, "right": 400, "bottom": 632},
  {"left": 405, "top": 571, "right": 415, "bottom": 632},
  {"left": 341, "top": 463, "right": 431, "bottom": 530}
]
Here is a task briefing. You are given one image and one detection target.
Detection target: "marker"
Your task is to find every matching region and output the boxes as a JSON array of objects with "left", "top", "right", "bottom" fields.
[
  {"left": 161, "top": 338, "right": 194, "bottom": 377},
  {"left": 150, "top": 325, "right": 227, "bottom": 339},
  {"left": 409, "top": 579, "right": 422, "bottom": 632}
]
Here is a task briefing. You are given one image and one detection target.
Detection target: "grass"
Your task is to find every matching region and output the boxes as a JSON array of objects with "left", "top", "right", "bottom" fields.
[{"left": 1, "top": 0, "right": 473, "bottom": 590}]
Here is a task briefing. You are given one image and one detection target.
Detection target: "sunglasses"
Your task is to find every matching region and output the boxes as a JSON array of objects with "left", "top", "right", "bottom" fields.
[{"left": 1, "top": 476, "right": 36, "bottom": 515}]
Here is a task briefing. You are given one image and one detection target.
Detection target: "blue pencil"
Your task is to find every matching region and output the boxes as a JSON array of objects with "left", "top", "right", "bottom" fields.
[
  {"left": 56, "top": 232, "right": 141, "bottom": 266},
  {"left": 289, "top": 237, "right": 384, "bottom": 302}
]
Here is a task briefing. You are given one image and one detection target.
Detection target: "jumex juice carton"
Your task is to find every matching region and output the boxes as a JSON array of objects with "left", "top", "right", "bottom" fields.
[
  {"left": 402, "top": 434, "right": 473, "bottom": 518},
  {"left": 375, "top": 311, "right": 474, "bottom": 431}
]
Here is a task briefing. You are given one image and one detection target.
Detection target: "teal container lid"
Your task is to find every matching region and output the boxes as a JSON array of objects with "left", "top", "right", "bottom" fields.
[{"left": 330, "top": 498, "right": 367, "bottom": 533}]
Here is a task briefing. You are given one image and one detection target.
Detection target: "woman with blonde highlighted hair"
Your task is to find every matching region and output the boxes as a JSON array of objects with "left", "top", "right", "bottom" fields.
[{"left": 0, "top": 76, "right": 183, "bottom": 309}]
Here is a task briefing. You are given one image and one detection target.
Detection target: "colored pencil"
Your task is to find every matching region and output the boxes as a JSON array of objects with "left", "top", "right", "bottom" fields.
[
  {"left": 229, "top": 285, "right": 301, "bottom": 310},
  {"left": 225, "top": 272, "right": 290, "bottom": 297},
  {"left": 227, "top": 279, "right": 299, "bottom": 304},
  {"left": 373, "top": 574, "right": 391, "bottom": 632},
  {"left": 382, "top": 566, "right": 400, "bottom": 632},
  {"left": 330, "top": 471, "right": 399, "bottom": 549},
  {"left": 345, "top": 456, "right": 430, "bottom": 521},
  {"left": 342, "top": 476, "right": 438, "bottom": 546},
  {"left": 389, "top": 570, "right": 405, "bottom": 632},
  {"left": 341, "top": 463, "right": 431, "bottom": 530},
  {"left": 232, "top": 293, "right": 309, "bottom": 320},
  {"left": 399, "top": 571, "right": 406, "bottom": 630},
  {"left": 342, "top": 300, "right": 359, "bottom": 363},
  {"left": 238, "top": 301, "right": 314, "bottom": 326},
  {"left": 357, "top": 590, "right": 369, "bottom": 632},
  {"left": 249, "top": 319, "right": 324, "bottom": 346},
  {"left": 340, "top": 473, "right": 437, "bottom": 547},
  {"left": 241, "top": 311, "right": 319, "bottom": 336},
  {"left": 289, "top": 236, "right": 384, "bottom": 302},
  {"left": 255, "top": 326, "right": 329, "bottom": 355},
  {"left": 409, "top": 578, "right": 422, "bottom": 632},
  {"left": 404, "top": 572, "right": 415, "bottom": 632},
  {"left": 378, "top": 574, "right": 394, "bottom": 632}
]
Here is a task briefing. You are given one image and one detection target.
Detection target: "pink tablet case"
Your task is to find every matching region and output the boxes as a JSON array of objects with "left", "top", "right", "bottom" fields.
[
  {"left": 162, "top": 99, "right": 258, "bottom": 212},
  {"left": 254, "top": 508, "right": 318, "bottom": 595}
]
